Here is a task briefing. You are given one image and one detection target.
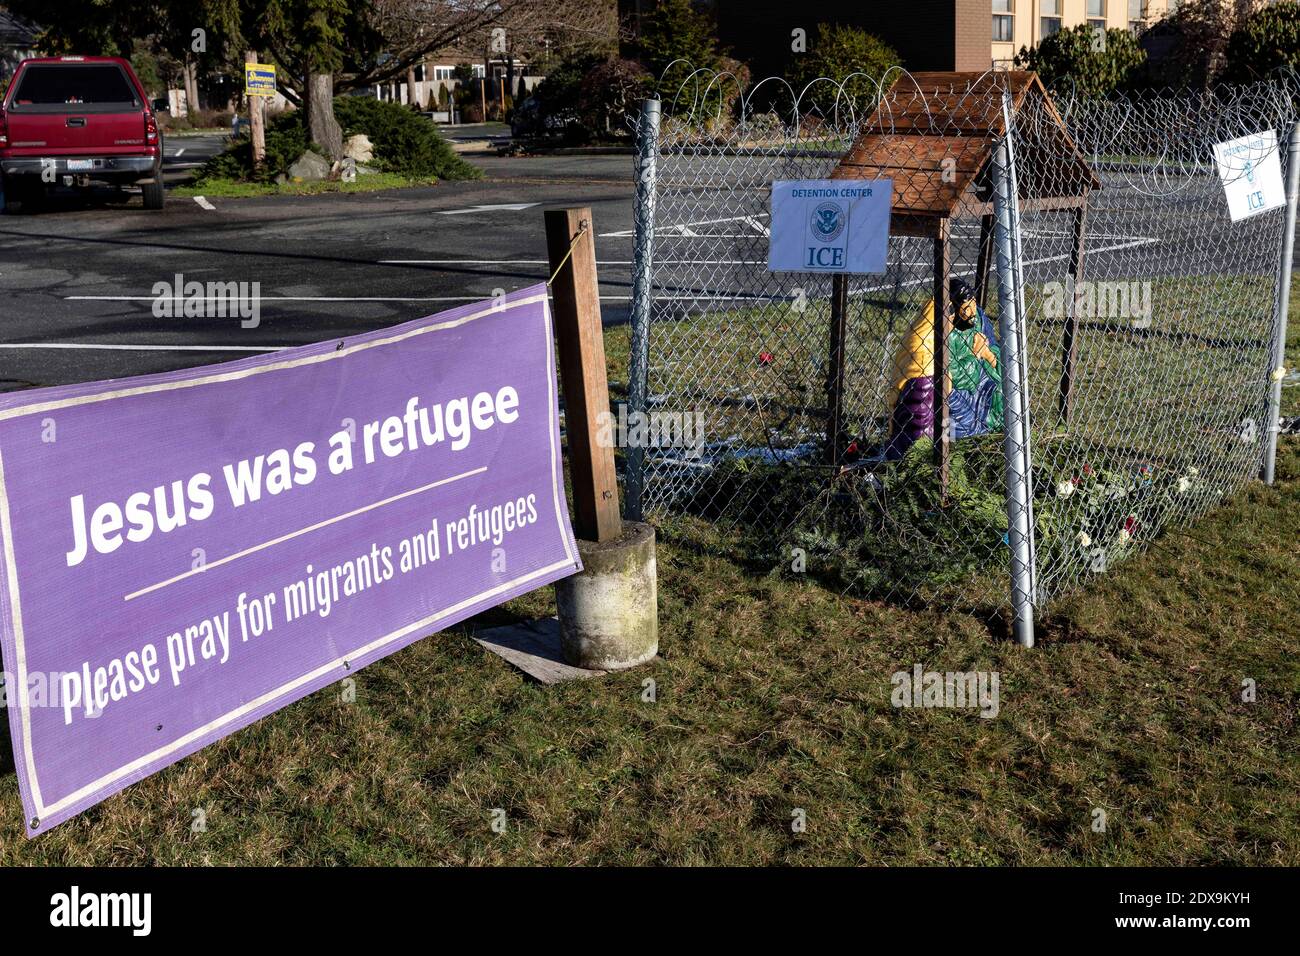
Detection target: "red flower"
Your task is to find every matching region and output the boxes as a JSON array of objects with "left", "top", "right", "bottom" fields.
[
  {"left": 757, "top": 350, "right": 775, "bottom": 366},
  {"left": 1123, "top": 515, "right": 1138, "bottom": 534}
]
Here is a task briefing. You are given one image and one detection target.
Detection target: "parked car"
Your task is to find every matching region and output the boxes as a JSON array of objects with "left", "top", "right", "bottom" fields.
[
  {"left": 509, "top": 95, "right": 579, "bottom": 140},
  {"left": 0, "top": 55, "right": 164, "bottom": 212}
]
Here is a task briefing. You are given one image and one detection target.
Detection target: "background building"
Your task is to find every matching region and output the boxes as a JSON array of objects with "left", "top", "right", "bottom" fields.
[
  {"left": 991, "top": 1, "right": 1177, "bottom": 67},
  {"left": 623, "top": 0, "right": 1181, "bottom": 76}
]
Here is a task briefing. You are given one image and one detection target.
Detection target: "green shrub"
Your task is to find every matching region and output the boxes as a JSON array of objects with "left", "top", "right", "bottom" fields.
[
  {"left": 197, "top": 96, "right": 480, "bottom": 184},
  {"left": 532, "top": 51, "right": 606, "bottom": 124},
  {"left": 1015, "top": 24, "right": 1146, "bottom": 98},
  {"left": 787, "top": 23, "right": 900, "bottom": 118},
  {"left": 678, "top": 431, "right": 1207, "bottom": 606},
  {"left": 198, "top": 121, "right": 309, "bottom": 183},
  {"left": 1223, "top": 1, "right": 1300, "bottom": 84},
  {"left": 636, "top": 0, "right": 725, "bottom": 98},
  {"left": 331, "top": 96, "right": 478, "bottom": 178}
]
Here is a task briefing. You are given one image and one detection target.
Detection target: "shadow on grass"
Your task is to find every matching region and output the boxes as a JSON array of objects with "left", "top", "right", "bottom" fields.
[{"left": 0, "top": 701, "right": 12, "bottom": 778}]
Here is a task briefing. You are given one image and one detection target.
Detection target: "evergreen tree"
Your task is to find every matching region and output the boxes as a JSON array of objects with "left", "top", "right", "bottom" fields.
[
  {"left": 1015, "top": 24, "right": 1146, "bottom": 98},
  {"left": 787, "top": 23, "right": 899, "bottom": 118},
  {"left": 636, "top": 0, "right": 723, "bottom": 102}
]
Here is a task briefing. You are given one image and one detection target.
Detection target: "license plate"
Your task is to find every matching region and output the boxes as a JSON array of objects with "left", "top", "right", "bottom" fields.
[{"left": 67, "top": 159, "right": 94, "bottom": 171}]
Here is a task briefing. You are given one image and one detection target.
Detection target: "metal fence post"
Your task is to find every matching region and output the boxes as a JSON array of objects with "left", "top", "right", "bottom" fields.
[
  {"left": 1263, "top": 120, "right": 1300, "bottom": 486},
  {"left": 626, "top": 98, "right": 661, "bottom": 520},
  {"left": 1002, "top": 93, "right": 1037, "bottom": 608},
  {"left": 992, "top": 126, "right": 1036, "bottom": 649}
]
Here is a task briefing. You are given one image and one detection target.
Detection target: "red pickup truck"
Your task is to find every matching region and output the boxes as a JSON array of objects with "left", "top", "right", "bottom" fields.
[{"left": 0, "top": 55, "right": 164, "bottom": 212}]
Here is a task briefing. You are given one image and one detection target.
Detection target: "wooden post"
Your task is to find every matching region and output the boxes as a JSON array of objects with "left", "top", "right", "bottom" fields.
[
  {"left": 824, "top": 273, "right": 850, "bottom": 467},
  {"left": 932, "top": 219, "right": 952, "bottom": 496},
  {"left": 975, "top": 213, "right": 995, "bottom": 311},
  {"left": 246, "top": 50, "right": 266, "bottom": 171},
  {"left": 479, "top": 77, "right": 487, "bottom": 123},
  {"left": 545, "top": 207, "right": 622, "bottom": 543},
  {"left": 1058, "top": 200, "right": 1088, "bottom": 424},
  {"left": 499, "top": 77, "right": 506, "bottom": 118}
]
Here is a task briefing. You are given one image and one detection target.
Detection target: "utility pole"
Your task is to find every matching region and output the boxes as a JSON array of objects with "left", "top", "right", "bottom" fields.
[{"left": 246, "top": 50, "right": 266, "bottom": 171}]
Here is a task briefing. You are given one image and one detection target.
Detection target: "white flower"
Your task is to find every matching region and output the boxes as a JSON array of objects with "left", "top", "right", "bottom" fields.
[
  {"left": 1188, "top": 466, "right": 1199, "bottom": 476},
  {"left": 1118, "top": 528, "right": 1132, "bottom": 543},
  {"left": 1056, "top": 480, "right": 1075, "bottom": 499},
  {"left": 1077, "top": 531, "right": 1091, "bottom": 547},
  {"left": 1176, "top": 477, "right": 1192, "bottom": 493}
]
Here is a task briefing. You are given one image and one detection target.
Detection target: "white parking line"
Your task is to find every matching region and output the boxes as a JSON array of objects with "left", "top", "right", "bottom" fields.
[
  {"left": 57, "top": 231, "right": 1159, "bottom": 318},
  {"left": 377, "top": 258, "right": 771, "bottom": 265},
  {"left": 0, "top": 343, "right": 281, "bottom": 352},
  {"left": 600, "top": 212, "right": 771, "bottom": 238},
  {"left": 193, "top": 196, "right": 216, "bottom": 211},
  {"left": 379, "top": 259, "right": 554, "bottom": 265},
  {"left": 437, "top": 203, "right": 539, "bottom": 216},
  {"left": 66, "top": 294, "right": 532, "bottom": 303}
]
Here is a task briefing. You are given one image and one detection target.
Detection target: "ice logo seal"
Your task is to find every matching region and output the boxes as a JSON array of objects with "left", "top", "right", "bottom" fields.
[{"left": 811, "top": 201, "right": 846, "bottom": 242}]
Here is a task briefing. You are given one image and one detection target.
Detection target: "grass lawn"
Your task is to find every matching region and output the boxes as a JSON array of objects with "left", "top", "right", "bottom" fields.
[
  {"left": 0, "top": 292, "right": 1295, "bottom": 865},
  {"left": 173, "top": 173, "right": 438, "bottom": 199}
]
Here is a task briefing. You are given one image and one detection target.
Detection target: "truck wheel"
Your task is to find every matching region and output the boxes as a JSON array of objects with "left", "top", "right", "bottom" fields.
[
  {"left": 141, "top": 179, "right": 165, "bottom": 210},
  {"left": 3, "top": 177, "right": 43, "bottom": 214}
]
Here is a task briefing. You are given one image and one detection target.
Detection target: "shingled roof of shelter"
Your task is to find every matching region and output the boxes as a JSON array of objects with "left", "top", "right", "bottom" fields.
[{"left": 832, "top": 71, "right": 1099, "bottom": 220}]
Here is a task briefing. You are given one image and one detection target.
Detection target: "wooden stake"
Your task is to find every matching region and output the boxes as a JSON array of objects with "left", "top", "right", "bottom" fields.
[
  {"left": 932, "top": 219, "right": 952, "bottom": 496},
  {"left": 825, "top": 273, "right": 850, "bottom": 467},
  {"left": 975, "top": 213, "right": 995, "bottom": 311},
  {"left": 545, "top": 207, "right": 622, "bottom": 543},
  {"left": 1059, "top": 200, "right": 1089, "bottom": 424}
]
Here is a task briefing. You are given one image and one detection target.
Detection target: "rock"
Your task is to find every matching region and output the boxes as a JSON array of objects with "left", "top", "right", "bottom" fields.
[
  {"left": 343, "top": 134, "right": 373, "bottom": 164},
  {"left": 287, "top": 150, "right": 330, "bottom": 182},
  {"left": 329, "top": 159, "right": 378, "bottom": 181}
]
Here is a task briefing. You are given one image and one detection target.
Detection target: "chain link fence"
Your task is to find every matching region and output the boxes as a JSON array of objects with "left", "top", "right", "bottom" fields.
[
  {"left": 625, "top": 68, "right": 1298, "bottom": 627},
  {"left": 1016, "top": 80, "right": 1298, "bottom": 604}
]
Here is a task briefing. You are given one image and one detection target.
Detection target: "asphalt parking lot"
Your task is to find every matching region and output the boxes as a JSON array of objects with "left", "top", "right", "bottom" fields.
[
  {"left": 0, "top": 134, "right": 637, "bottom": 389},
  {"left": 1, "top": 130, "right": 1284, "bottom": 393}
]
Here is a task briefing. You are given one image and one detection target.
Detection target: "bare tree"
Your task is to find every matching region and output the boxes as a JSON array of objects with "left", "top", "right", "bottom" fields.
[
  {"left": 348, "top": 0, "right": 618, "bottom": 92},
  {"left": 232, "top": 0, "right": 619, "bottom": 159}
]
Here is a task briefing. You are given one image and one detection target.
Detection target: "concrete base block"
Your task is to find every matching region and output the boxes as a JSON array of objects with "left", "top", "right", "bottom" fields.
[{"left": 556, "top": 521, "right": 657, "bottom": 670}]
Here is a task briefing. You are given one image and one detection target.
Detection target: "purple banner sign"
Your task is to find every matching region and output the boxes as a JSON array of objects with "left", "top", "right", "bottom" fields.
[{"left": 0, "top": 283, "right": 580, "bottom": 835}]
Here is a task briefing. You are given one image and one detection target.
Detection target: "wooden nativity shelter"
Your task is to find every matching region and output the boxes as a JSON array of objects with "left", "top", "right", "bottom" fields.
[{"left": 823, "top": 71, "right": 1099, "bottom": 491}]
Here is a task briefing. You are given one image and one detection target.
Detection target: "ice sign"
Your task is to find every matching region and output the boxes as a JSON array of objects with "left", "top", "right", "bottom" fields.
[
  {"left": 1213, "top": 130, "right": 1286, "bottom": 223},
  {"left": 768, "top": 179, "right": 893, "bottom": 274}
]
